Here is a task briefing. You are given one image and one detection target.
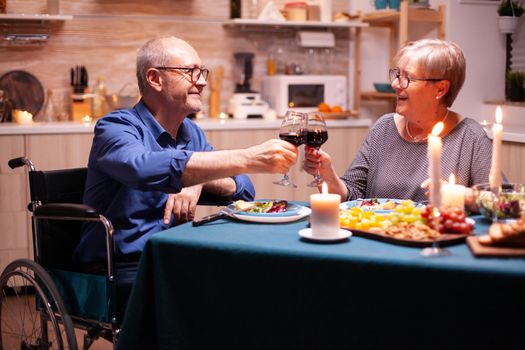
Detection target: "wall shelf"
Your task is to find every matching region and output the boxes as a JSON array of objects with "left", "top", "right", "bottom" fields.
[
  {"left": 0, "top": 14, "right": 72, "bottom": 46},
  {"left": 0, "top": 14, "right": 73, "bottom": 21},
  {"left": 224, "top": 18, "right": 368, "bottom": 29},
  {"left": 360, "top": 91, "right": 397, "bottom": 100}
]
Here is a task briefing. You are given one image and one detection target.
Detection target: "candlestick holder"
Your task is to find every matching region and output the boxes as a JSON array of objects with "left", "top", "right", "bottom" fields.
[{"left": 421, "top": 206, "right": 451, "bottom": 257}]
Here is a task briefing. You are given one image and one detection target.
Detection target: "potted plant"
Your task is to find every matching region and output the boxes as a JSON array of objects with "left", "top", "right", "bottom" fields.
[
  {"left": 506, "top": 70, "right": 525, "bottom": 101},
  {"left": 498, "top": 0, "right": 524, "bottom": 33}
]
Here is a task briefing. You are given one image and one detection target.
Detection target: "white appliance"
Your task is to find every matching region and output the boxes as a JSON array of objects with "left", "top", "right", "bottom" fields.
[
  {"left": 261, "top": 75, "right": 347, "bottom": 117},
  {"left": 228, "top": 93, "right": 269, "bottom": 119}
]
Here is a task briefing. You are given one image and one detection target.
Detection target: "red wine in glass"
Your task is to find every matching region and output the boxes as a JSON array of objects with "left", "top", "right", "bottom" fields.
[
  {"left": 304, "top": 129, "right": 328, "bottom": 148},
  {"left": 304, "top": 112, "right": 328, "bottom": 187},
  {"left": 279, "top": 132, "right": 304, "bottom": 146},
  {"left": 274, "top": 110, "right": 305, "bottom": 187}
]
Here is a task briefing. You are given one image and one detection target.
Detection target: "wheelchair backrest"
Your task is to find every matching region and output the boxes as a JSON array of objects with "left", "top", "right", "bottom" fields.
[{"left": 29, "top": 168, "right": 87, "bottom": 271}]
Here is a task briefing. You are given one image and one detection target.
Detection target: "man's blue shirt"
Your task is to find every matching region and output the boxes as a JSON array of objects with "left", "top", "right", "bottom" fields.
[{"left": 74, "top": 100, "right": 255, "bottom": 263}]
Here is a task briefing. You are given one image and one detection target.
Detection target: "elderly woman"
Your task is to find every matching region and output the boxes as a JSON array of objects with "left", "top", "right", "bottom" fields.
[{"left": 304, "top": 39, "right": 492, "bottom": 209}]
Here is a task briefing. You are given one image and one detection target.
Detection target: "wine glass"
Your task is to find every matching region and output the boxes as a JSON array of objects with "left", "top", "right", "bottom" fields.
[
  {"left": 304, "top": 112, "right": 328, "bottom": 187},
  {"left": 420, "top": 206, "right": 451, "bottom": 257},
  {"left": 273, "top": 110, "right": 305, "bottom": 188}
]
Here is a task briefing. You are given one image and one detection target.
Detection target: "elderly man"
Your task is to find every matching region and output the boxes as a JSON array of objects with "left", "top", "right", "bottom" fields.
[{"left": 74, "top": 36, "right": 298, "bottom": 319}]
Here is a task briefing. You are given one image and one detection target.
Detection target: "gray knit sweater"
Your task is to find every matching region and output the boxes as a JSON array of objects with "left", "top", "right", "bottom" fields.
[{"left": 341, "top": 114, "right": 492, "bottom": 202}]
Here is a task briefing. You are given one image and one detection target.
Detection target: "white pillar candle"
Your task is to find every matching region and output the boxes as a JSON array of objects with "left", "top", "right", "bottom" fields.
[
  {"left": 14, "top": 110, "right": 34, "bottom": 124},
  {"left": 489, "top": 106, "right": 503, "bottom": 191},
  {"left": 441, "top": 174, "right": 465, "bottom": 209},
  {"left": 310, "top": 182, "right": 341, "bottom": 237},
  {"left": 428, "top": 122, "right": 443, "bottom": 209}
]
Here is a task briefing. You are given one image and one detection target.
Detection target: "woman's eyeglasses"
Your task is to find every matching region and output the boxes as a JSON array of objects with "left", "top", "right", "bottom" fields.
[
  {"left": 155, "top": 66, "right": 209, "bottom": 83},
  {"left": 389, "top": 68, "right": 444, "bottom": 89}
]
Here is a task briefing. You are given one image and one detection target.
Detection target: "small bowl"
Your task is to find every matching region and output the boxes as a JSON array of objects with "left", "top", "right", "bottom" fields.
[
  {"left": 373, "top": 83, "right": 395, "bottom": 93},
  {"left": 473, "top": 183, "right": 525, "bottom": 220}
]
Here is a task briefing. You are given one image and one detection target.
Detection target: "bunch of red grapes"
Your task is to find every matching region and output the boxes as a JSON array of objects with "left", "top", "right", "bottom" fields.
[{"left": 421, "top": 206, "right": 473, "bottom": 234}]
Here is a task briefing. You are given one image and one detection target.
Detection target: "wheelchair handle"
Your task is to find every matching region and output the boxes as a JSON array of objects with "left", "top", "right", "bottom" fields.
[{"left": 8, "top": 157, "right": 35, "bottom": 171}]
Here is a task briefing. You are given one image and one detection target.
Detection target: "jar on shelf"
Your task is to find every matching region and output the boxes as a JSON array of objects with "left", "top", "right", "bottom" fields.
[{"left": 284, "top": 2, "right": 308, "bottom": 21}]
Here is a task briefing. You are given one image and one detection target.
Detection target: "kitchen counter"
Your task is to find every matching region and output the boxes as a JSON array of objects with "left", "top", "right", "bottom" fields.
[
  {"left": 0, "top": 118, "right": 372, "bottom": 135},
  {"left": 485, "top": 124, "right": 525, "bottom": 144}
]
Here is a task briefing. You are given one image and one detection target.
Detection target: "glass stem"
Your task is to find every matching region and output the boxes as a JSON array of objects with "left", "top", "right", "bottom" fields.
[{"left": 432, "top": 207, "right": 440, "bottom": 250}]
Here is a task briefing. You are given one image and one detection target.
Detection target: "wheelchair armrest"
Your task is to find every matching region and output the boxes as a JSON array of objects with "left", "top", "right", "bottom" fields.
[{"left": 34, "top": 203, "right": 100, "bottom": 219}]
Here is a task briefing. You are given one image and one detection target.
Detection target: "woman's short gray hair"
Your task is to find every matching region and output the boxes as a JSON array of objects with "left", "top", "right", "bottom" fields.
[
  {"left": 394, "top": 39, "right": 466, "bottom": 107},
  {"left": 136, "top": 38, "right": 171, "bottom": 96}
]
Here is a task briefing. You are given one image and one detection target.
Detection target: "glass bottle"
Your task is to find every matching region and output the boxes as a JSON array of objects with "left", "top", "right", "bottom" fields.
[
  {"left": 230, "top": 0, "right": 241, "bottom": 19},
  {"left": 247, "top": 0, "right": 259, "bottom": 19},
  {"left": 36, "top": 89, "right": 57, "bottom": 122},
  {"left": 267, "top": 53, "right": 276, "bottom": 76},
  {"left": 0, "top": 90, "right": 13, "bottom": 123},
  {"left": 92, "top": 75, "right": 109, "bottom": 119},
  {"left": 275, "top": 47, "right": 285, "bottom": 75}
]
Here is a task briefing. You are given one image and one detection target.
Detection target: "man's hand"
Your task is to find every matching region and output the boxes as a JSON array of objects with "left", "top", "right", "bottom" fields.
[
  {"left": 245, "top": 139, "right": 298, "bottom": 174},
  {"left": 164, "top": 185, "right": 203, "bottom": 225}
]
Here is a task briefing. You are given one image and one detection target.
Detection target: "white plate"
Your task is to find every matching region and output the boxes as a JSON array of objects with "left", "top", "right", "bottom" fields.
[
  {"left": 298, "top": 228, "right": 352, "bottom": 242},
  {"left": 228, "top": 201, "right": 302, "bottom": 217},
  {"left": 232, "top": 206, "right": 311, "bottom": 223}
]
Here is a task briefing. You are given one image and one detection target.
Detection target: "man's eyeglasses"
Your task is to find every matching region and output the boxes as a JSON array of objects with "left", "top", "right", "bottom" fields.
[
  {"left": 389, "top": 68, "right": 444, "bottom": 89},
  {"left": 155, "top": 66, "right": 209, "bottom": 83}
]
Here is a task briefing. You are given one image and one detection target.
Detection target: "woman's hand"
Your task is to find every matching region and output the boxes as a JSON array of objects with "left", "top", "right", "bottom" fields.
[
  {"left": 164, "top": 185, "right": 203, "bottom": 225},
  {"left": 303, "top": 146, "right": 333, "bottom": 178},
  {"left": 303, "top": 146, "right": 348, "bottom": 198}
]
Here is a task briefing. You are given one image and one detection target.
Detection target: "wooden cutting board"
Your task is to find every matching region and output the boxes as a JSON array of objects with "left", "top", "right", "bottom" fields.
[
  {"left": 0, "top": 70, "right": 45, "bottom": 116},
  {"left": 467, "top": 236, "right": 525, "bottom": 257}
]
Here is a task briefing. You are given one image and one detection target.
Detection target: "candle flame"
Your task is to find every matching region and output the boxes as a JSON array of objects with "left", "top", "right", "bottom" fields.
[
  {"left": 496, "top": 106, "right": 503, "bottom": 124},
  {"left": 322, "top": 182, "right": 328, "bottom": 194},
  {"left": 431, "top": 122, "right": 444, "bottom": 136},
  {"left": 449, "top": 173, "right": 455, "bottom": 185}
]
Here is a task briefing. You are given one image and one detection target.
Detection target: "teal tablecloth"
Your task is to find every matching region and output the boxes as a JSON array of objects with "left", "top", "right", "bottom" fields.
[{"left": 117, "top": 212, "right": 525, "bottom": 350}]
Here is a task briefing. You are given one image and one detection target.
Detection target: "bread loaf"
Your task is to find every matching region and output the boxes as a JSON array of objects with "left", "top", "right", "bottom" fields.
[{"left": 479, "top": 217, "right": 525, "bottom": 247}]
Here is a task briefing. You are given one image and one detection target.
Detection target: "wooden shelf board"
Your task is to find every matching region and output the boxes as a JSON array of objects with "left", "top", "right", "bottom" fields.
[
  {"left": 361, "top": 8, "right": 442, "bottom": 27},
  {"left": 361, "top": 91, "right": 397, "bottom": 100},
  {"left": 225, "top": 18, "right": 369, "bottom": 29},
  {"left": 0, "top": 14, "right": 73, "bottom": 21}
]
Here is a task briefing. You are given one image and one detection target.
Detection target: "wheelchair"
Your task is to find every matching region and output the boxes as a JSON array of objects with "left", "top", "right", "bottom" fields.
[{"left": 0, "top": 157, "right": 120, "bottom": 350}]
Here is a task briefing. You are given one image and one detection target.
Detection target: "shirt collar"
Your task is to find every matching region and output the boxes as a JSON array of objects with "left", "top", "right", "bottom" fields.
[{"left": 134, "top": 99, "right": 191, "bottom": 144}]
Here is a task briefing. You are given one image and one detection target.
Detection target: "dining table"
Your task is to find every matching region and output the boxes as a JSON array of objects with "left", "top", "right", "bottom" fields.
[{"left": 117, "top": 203, "right": 525, "bottom": 350}]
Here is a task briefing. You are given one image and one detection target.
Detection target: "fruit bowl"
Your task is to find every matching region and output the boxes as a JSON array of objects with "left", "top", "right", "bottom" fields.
[{"left": 473, "top": 183, "right": 525, "bottom": 220}]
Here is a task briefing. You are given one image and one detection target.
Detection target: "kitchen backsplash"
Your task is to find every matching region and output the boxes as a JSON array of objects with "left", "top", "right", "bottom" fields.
[{"left": 2, "top": 0, "right": 351, "bottom": 117}]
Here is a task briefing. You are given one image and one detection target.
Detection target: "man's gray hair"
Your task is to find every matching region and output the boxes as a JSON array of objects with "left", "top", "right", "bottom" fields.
[{"left": 136, "top": 38, "right": 172, "bottom": 96}]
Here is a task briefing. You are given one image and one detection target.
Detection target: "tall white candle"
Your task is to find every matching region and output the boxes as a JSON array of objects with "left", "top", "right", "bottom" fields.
[
  {"left": 310, "top": 182, "right": 341, "bottom": 237},
  {"left": 441, "top": 174, "right": 465, "bottom": 209},
  {"left": 428, "top": 122, "right": 444, "bottom": 209},
  {"left": 489, "top": 106, "right": 503, "bottom": 190}
]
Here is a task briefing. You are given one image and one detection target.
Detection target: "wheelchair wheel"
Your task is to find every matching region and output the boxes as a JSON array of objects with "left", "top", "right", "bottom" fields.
[{"left": 0, "top": 259, "right": 78, "bottom": 350}]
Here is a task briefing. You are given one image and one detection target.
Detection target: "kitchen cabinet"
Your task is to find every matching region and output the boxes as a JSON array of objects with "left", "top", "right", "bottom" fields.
[
  {"left": 354, "top": 2, "right": 446, "bottom": 111},
  {"left": 0, "top": 135, "right": 27, "bottom": 274},
  {"left": 502, "top": 141, "right": 525, "bottom": 184},
  {"left": 0, "top": 133, "right": 92, "bottom": 273}
]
